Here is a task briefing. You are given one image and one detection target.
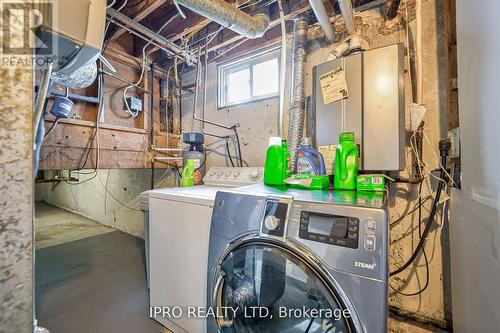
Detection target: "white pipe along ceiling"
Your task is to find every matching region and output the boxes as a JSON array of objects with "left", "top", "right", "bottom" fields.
[
  {"left": 308, "top": 0, "right": 336, "bottom": 41},
  {"left": 174, "top": 0, "right": 270, "bottom": 38},
  {"left": 338, "top": 0, "right": 355, "bottom": 34}
]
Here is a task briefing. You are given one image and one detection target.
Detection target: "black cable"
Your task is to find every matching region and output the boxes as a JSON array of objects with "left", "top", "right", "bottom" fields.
[
  {"left": 43, "top": 118, "right": 61, "bottom": 140},
  {"left": 233, "top": 128, "right": 243, "bottom": 167},
  {"left": 304, "top": 316, "right": 315, "bottom": 333},
  {"left": 196, "top": 148, "right": 207, "bottom": 172},
  {"left": 390, "top": 140, "right": 450, "bottom": 276},
  {"left": 390, "top": 195, "right": 432, "bottom": 227},
  {"left": 389, "top": 181, "right": 430, "bottom": 296},
  {"left": 226, "top": 140, "right": 235, "bottom": 167}
]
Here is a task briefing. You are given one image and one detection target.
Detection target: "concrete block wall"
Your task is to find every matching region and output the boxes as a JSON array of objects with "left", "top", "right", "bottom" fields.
[{"left": 37, "top": 169, "right": 177, "bottom": 237}]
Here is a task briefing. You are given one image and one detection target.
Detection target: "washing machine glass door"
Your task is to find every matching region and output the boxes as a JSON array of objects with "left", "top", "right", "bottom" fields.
[{"left": 212, "top": 242, "right": 355, "bottom": 333}]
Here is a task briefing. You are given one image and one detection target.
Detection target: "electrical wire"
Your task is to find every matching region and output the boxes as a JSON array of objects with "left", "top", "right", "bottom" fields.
[
  {"left": 389, "top": 143, "right": 449, "bottom": 276},
  {"left": 96, "top": 173, "right": 141, "bottom": 211},
  {"left": 390, "top": 181, "right": 430, "bottom": 296},
  {"left": 122, "top": 13, "right": 178, "bottom": 117},
  {"left": 43, "top": 118, "right": 61, "bottom": 141},
  {"left": 106, "top": 0, "right": 117, "bottom": 9},
  {"left": 389, "top": 194, "right": 432, "bottom": 227},
  {"left": 226, "top": 140, "right": 235, "bottom": 167},
  {"left": 234, "top": 129, "right": 243, "bottom": 167},
  {"left": 423, "top": 132, "right": 458, "bottom": 187}
]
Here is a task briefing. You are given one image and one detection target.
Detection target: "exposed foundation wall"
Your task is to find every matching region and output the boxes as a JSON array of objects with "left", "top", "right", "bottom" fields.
[
  {"left": 0, "top": 9, "right": 34, "bottom": 332},
  {"left": 182, "top": 0, "right": 450, "bottom": 328},
  {"left": 36, "top": 169, "right": 177, "bottom": 237}
]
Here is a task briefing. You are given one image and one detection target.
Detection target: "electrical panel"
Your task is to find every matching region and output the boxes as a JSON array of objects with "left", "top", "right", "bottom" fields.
[{"left": 312, "top": 43, "right": 405, "bottom": 171}]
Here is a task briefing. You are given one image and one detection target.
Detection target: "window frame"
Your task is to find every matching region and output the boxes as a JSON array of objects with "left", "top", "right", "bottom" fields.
[{"left": 217, "top": 47, "right": 281, "bottom": 108}]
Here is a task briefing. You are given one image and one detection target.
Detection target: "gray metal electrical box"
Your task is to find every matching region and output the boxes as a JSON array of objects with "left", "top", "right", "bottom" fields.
[{"left": 312, "top": 43, "right": 405, "bottom": 172}]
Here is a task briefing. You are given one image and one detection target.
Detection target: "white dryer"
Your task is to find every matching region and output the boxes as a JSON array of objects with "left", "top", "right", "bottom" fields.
[{"left": 145, "top": 167, "right": 263, "bottom": 333}]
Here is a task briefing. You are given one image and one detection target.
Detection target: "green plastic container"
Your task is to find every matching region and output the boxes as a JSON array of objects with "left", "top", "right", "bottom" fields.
[
  {"left": 356, "top": 174, "right": 386, "bottom": 192},
  {"left": 180, "top": 159, "right": 195, "bottom": 187},
  {"left": 264, "top": 137, "right": 290, "bottom": 186},
  {"left": 282, "top": 139, "right": 292, "bottom": 179},
  {"left": 284, "top": 174, "right": 330, "bottom": 190},
  {"left": 334, "top": 132, "right": 358, "bottom": 190}
]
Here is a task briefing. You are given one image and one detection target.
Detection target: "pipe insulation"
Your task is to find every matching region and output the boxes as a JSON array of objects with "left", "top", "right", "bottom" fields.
[
  {"left": 309, "top": 0, "right": 335, "bottom": 41},
  {"left": 288, "top": 18, "right": 309, "bottom": 172},
  {"left": 175, "top": 0, "right": 270, "bottom": 39}
]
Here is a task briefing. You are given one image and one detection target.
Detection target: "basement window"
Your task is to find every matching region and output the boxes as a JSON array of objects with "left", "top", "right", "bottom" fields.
[{"left": 218, "top": 48, "right": 280, "bottom": 108}]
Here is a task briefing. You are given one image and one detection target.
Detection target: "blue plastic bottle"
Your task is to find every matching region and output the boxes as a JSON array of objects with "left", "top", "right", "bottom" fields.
[{"left": 296, "top": 137, "right": 326, "bottom": 175}]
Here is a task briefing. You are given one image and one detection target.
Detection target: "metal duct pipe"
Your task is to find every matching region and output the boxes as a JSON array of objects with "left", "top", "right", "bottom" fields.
[
  {"left": 309, "top": 0, "right": 335, "bottom": 41},
  {"left": 288, "top": 18, "right": 308, "bottom": 172},
  {"left": 338, "top": 0, "right": 355, "bottom": 34},
  {"left": 175, "top": 0, "right": 270, "bottom": 39}
]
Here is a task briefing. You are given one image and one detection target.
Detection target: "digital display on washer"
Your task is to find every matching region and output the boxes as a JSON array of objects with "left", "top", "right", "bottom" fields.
[
  {"left": 308, "top": 214, "right": 337, "bottom": 235},
  {"left": 300, "top": 212, "right": 359, "bottom": 249}
]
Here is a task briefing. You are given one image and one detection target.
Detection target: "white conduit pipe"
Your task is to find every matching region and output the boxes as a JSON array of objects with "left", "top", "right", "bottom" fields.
[
  {"left": 338, "top": 0, "right": 356, "bottom": 34},
  {"left": 309, "top": 0, "right": 336, "bottom": 41},
  {"left": 175, "top": 0, "right": 270, "bottom": 39}
]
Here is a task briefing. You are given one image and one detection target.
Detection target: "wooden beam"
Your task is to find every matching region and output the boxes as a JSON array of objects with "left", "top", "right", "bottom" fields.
[{"left": 108, "top": 0, "right": 169, "bottom": 42}]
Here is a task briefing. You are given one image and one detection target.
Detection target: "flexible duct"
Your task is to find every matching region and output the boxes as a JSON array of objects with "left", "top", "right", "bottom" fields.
[
  {"left": 309, "top": 0, "right": 335, "bottom": 41},
  {"left": 175, "top": 0, "right": 270, "bottom": 39},
  {"left": 288, "top": 18, "right": 308, "bottom": 172}
]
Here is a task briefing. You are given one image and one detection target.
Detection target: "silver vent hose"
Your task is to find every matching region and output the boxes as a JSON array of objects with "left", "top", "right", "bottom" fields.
[{"left": 287, "top": 18, "right": 308, "bottom": 172}]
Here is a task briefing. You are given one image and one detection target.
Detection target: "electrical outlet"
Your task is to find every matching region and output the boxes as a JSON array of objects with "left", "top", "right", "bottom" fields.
[
  {"left": 125, "top": 95, "right": 143, "bottom": 114},
  {"left": 447, "top": 127, "right": 460, "bottom": 159}
]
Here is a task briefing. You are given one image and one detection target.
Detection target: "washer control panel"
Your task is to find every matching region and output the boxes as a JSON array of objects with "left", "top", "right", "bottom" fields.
[
  {"left": 203, "top": 167, "right": 263, "bottom": 187},
  {"left": 299, "top": 212, "right": 359, "bottom": 249}
]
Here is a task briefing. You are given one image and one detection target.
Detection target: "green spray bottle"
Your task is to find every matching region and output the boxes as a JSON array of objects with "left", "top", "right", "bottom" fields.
[
  {"left": 180, "top": 159, "right": 195, "bottom": 187},
  {"left": 334, "top": 132, "right": 358, "bottom": 190}
]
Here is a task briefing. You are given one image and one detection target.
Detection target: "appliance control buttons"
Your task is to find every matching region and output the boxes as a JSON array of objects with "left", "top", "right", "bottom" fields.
[
  {"left": 364, "top": 235, "right": 376, "bottom": 251},
  {"left": 264, "top": 215, "right": 280, "bottom": 231},
  {"left": 250, "top": 171, "right": 261, "bottom": 180},
  {"left": 365, "top": 218, "right": 376, "bottom": 231}
]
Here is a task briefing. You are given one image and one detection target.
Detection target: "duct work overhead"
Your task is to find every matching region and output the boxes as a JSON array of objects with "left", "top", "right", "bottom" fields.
[
  {"left": 36, "top": 0, "right": 106, "bottom": 89},
  {"left": 175, "top": 0, "right": 270, "bottom": 39}
]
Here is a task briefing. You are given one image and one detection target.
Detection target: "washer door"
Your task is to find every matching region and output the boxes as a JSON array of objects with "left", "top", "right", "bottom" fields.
[{"left": 211, "top": 239, "right": 358, "bottom": 333}]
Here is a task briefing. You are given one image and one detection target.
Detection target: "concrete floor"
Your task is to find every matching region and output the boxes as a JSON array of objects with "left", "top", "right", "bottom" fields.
[
  {"left": 35, "top": 202, "right": 114, "bottom": 249},
  {"left": 34, "top": 203, "right": 443, "bottom": 333},
  {"left": 35, "top": 203, "right": 167, "bottom": 333}
]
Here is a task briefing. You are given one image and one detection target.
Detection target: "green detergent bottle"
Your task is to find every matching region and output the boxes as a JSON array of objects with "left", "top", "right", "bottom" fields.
[
  {"left": 264, "top": 137, "right": 289, "bottom": 186},
  {"left": 180, "top": 159, "right": 195, "bottom": 187},
  {"left": 334, "top": 132, "right": 358, "bottom": 190},
  {"left": 282, "top": 139, "right": 292, "bottom": 178}
]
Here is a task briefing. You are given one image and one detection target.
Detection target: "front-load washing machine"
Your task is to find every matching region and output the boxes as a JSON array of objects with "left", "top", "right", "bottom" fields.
[
  {"left": 207, "top": 184, "right": 388, "bottom": 333},
  {"left": 146, "top": 167, "right": 263, "bottom": 333}
]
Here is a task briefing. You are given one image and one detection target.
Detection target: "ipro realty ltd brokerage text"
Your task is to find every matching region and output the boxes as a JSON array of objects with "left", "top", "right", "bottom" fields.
[{"left": 150, "top": 306, "right": 351, "bottom": 321}]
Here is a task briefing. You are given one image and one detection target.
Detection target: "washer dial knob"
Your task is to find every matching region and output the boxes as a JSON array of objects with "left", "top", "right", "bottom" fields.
[{"left": 264, "top": 215, "right": 280, "bottom": 231}]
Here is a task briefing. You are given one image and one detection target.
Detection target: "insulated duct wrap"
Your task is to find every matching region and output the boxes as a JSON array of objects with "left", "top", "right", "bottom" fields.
[
  {"left": 175, "top": 0, "right": 269, "bottom": 38},
  {"left": 288, "top": 18, "right": 308, "bottom": 172}
]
